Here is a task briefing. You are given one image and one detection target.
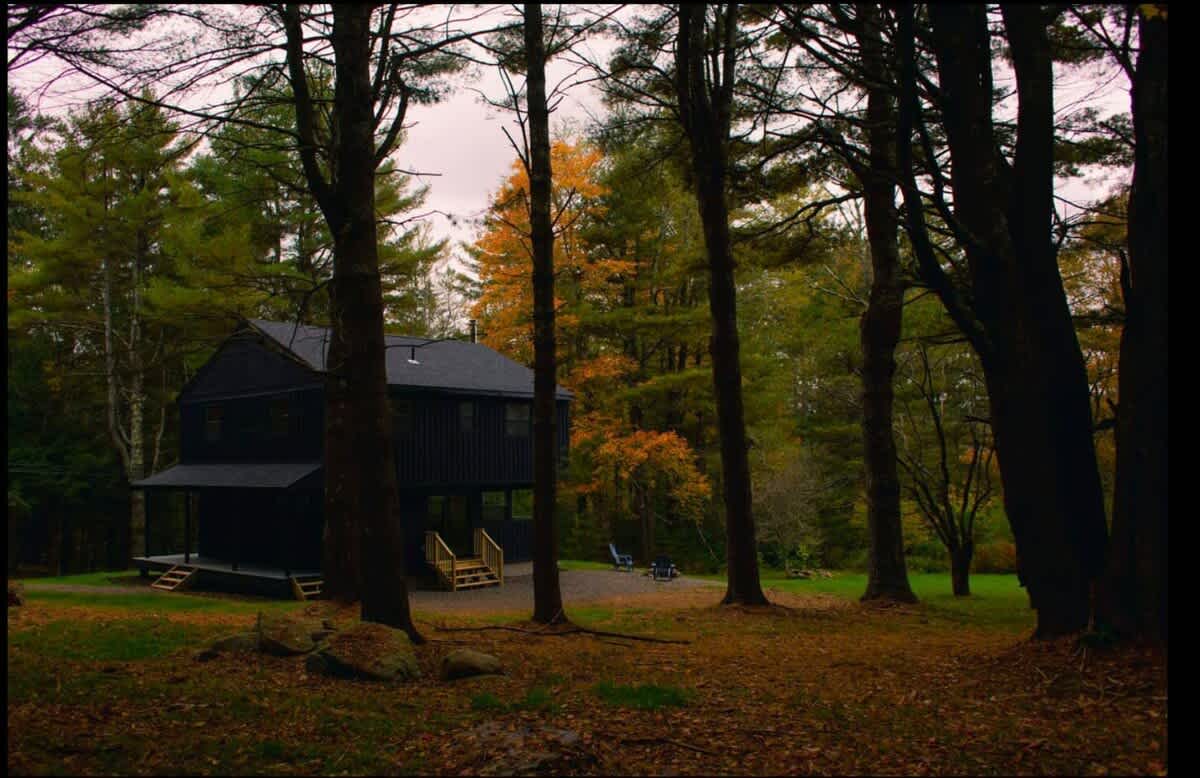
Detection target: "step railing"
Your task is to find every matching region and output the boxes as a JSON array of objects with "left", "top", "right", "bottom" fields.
[
  {"left": 425, "top": 531, "right": 457, "bottom": 591},
  {"left": 473, "top": 528, "right": 504, "bottom": 587}
]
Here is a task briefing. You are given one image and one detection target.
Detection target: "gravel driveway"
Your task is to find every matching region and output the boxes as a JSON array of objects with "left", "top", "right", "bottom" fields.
[
  {"left": 411, "top": 569, "right": 721, "bottom": 613},
  {"left": 18, "top": 568, "right": 723, "bottom": 613}
]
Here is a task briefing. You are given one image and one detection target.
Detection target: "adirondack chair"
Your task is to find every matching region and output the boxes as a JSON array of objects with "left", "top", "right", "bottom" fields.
[
  {"left": 609, "top": 543, "right": 634, "bottom": 572},
  {"left": 650, "top": 555, "right": 679, "bottom": 581}
]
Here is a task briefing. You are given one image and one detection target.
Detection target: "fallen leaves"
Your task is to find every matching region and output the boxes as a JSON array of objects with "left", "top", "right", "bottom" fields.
[{"left": 7, "top": 586, "right": 1167, "bottom": 776}]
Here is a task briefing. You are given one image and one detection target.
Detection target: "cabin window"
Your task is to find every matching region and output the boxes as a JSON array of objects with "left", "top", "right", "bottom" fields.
[
  {"left": 511, "top": 488, "right": 533, "bottom": 521},
  {"left": 393, "top": 398, "right": 413, "bottom": 437},
  {"left": 270, "top": 398, "right": 290, "bottom": 438},
  {"left": 204, "top": 405, "right": 223, "bottom": 443},
  {"left": 481, "top": 491, "right": 506, "bottom": 522},
  {"left": 504, "top": 402, "right": 530, "bottom": 438},
  {"left": 458, "top": 401, "right": 475, "bottom": 433}
]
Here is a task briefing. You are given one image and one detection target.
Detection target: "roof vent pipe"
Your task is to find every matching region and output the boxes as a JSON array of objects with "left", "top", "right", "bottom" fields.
[{"left": 469, "top": 319, "right": 477, "bottom": 343}]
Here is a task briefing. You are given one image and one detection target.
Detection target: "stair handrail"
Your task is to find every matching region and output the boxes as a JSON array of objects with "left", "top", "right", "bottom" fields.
[
  {"left": 425, "top": 530, "right": 457, "bottom": 591},
  {"left": 474, "top": 527, "right": 504, "bottom": 587}
]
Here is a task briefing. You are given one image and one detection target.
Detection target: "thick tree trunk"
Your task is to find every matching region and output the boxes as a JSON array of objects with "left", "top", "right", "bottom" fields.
[
  {"left": 675, "top": 4, "right": 767, "bottom": 607},
  {"left": 950, "top": 542, "right": 973, "bottom": 597},
  {"left": 525, "top": 2, "right": 565, "bottom": 624},
  {"left": 856, "top": 4, "right": 916, "bottom": 605},
  {"left": 1099, "top": 7, "right": 1168, "bottom": 643},
  {"left": 925, "top": 5, "right": 1108, "bottom": 637},
  {"left": 320, "top": 5, "right": 419, "bottom": 641}
]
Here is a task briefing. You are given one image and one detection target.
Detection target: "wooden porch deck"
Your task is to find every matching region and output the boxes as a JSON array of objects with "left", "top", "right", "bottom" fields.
[{"left": 133, "top": 554, "right": 320, "bottom": 581}]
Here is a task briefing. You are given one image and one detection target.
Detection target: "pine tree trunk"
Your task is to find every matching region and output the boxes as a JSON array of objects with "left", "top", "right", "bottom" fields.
[
  {"left": 926, "top": 5, "right": 1108, "bottom": 637},
  {"left": 525, "top": 2, "right": 565, "bottom": 624},
  {"left": 675, "top": 4, "right": 767, "bottom": 607},
  {"left": 320, "top": 5, "right": 419, "bottom": 641},
  {"left": 856, "top": 4, "right": 916, "bottom": 605},
  {"left": 1099, "top": 7, "right": 1168, "bottom": 643}
]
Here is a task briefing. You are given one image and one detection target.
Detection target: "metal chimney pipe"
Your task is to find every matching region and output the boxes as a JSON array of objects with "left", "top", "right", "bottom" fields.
[{"left": 469, "top": 319, "right": 477, "bottom": 343}]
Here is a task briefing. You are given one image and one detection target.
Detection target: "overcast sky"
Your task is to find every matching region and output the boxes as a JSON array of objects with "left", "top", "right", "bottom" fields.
[{"left": 9, "top": 5, "right": 1130, "bottom": 266}]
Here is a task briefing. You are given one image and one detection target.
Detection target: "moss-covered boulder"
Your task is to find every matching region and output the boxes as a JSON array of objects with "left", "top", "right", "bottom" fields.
[
  {"left": 194, "top": 631, "right": 260, "bottom": 662},
  {"left": 257, "top": 613, "right": 321, "bottom": 656},
  {"left": 439, "top": 649, "right": 504, "bottom": 681},
  {"left": 307, "top": 622, "right": 420, "bottom": 682}
]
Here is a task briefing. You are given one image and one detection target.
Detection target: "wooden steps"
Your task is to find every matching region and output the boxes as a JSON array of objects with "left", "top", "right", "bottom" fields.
[
  {"left": 290, "top": 576, "right": 324, "bottom": 601},
  {"left": 151, "top": 565, "right": 198, "bottom": 592},
  {"left": 425, "top": 530, "right": 503, "bottom": 591},
  {"left": 451, "top": 558, "right": 501, "bottom": 589}
]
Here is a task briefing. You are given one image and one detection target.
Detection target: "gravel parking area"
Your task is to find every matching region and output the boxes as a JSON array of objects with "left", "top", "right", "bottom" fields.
[{"left": 411, "top": 568, "right": 721, "bottom": 614}]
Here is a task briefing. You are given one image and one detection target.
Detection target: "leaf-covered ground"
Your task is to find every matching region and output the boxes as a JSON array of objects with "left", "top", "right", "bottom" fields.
[{"left": 7, "top": 572, "right": 1166, "bottom": 775}]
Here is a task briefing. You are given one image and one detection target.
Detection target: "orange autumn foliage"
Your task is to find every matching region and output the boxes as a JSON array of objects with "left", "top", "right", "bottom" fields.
[{"left": 470, "top": 140, "right": 630, "bottom": 366}]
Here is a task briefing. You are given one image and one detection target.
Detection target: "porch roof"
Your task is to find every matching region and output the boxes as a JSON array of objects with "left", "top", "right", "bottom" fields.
[{"left": 131, "top": 462, "right": 321, "bottom": 490}]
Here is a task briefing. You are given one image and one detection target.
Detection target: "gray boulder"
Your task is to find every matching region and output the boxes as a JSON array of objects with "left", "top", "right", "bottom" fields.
[
  {"left": 439, "top": 649, "right": 504, "bottom": 681},
  {"left": 195, "top": 631, "right": 260, "bottom": 662},
  {"left": 307, "top": 622, "right": 420, "bottom": 682},
  {"left": 257, "top": 613, "right": 320, "bottom": 656}
]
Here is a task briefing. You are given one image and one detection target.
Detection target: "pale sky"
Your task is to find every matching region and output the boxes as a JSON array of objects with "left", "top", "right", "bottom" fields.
[{"left": 9, "top": 4, "right": 1130, "bottom": 266}]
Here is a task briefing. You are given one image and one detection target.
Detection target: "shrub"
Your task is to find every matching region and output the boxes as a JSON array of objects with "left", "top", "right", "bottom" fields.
[{"left": 972, "top": 541, "right": 1017, "bottom": 573}]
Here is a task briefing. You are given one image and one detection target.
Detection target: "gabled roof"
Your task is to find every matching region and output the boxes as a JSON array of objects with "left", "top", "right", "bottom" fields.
[
  {"left": 132, "top": 462, "right": 322, "bottom": 490},
  {"left": 245, "top": 319, "right": 572, "bottom": 400}
]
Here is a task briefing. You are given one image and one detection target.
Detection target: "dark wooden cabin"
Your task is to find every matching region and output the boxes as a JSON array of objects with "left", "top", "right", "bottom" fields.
[{"left": 132, "top": 319, "right": 571, "bottom": 597}]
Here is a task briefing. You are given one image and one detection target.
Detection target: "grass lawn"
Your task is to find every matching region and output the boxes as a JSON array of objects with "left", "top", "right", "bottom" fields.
[{"left": 8, "top": 567, "right": 1166, "bottom": 775}]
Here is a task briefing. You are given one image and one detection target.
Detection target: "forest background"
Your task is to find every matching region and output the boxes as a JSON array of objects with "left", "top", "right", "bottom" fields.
[{"left": 7, "top": 4, "right": 1130, "bottom": 589}]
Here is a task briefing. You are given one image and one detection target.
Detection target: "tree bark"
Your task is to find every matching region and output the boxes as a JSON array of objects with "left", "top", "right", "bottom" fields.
[
  {"left": 302, "top": 5, "right": 419, "bottom": 641},
  {"left": 917, "top": 4, "right": 1108, "bottom": 637},
  {"left": 525, "top": 2, "right": 566, "bottom": 624},
  {"left": 1098, "top": 6, "right": 1168, "bottom": 643},
  {"left": 950, "top": 542, "right": 973, "bottom": 597},
  {"left": 675, "top": 3, "right": 767, "bottom": 606},
  {"left": 855, "top": 5, "right": 916, "bottom": 605}
]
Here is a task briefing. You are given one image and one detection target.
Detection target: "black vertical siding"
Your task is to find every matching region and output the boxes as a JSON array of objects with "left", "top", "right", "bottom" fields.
[{"left": 391, "top": 393, "right": 569, "bottom": 488}]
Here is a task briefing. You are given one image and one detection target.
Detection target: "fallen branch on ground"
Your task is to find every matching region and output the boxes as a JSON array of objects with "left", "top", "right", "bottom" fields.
[{"left": 432, "top": 623, "right": 691, "bottom": 645}]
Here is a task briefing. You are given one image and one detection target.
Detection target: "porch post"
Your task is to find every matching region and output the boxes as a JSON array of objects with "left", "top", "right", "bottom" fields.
[
  {"left": 232, "top": 496, "right": 239, "bottom": 571},
  {"left": 184, "top": 491, "right": 191, "bottom": 564},
  {"left": 505, "top": 488, "right": 513, "bottom": 554},
  {"left": 141, "top": 489, "right": 151, "bottom": 576},
  {"left": 144, "top": 490, "right": 152, "bottom": 558},
  {"left": 282, "top": 492, "right": 291, "bottom": 579}
]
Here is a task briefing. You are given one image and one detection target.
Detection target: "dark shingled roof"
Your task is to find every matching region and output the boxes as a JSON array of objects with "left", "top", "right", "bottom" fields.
[
  {"left": 246, "top": 319, "right": 571, "bottom": 400},
  {"left": 132, "top": 462, "right": 322, "bottom": 489}
]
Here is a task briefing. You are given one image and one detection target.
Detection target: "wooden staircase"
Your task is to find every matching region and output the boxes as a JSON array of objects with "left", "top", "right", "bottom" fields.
[
  {"left": 449, "top": 558, "right": 501, "bottom": 589},
  {"left": 290, "top": 575, "right": 324, "bottom": 601},
  {"left": 425, "top": 529, "right": 503, "bottom": 591},
  {"left": 150, "top": 564, "right": 198, "bottom": 592}
]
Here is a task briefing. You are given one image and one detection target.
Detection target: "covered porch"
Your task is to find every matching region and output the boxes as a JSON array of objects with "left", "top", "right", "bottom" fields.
[{"left": 132, "top": 461, "right": 324, "bottom": 598}]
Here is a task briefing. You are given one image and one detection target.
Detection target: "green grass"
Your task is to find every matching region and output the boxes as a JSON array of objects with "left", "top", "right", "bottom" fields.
[
  {"left": 15, "top": 569, "right": 144, "bottom": 587},
  {"left": 593, "top": 681, "right": 692, "bottom": 710},
  {"left": 21, "top": 587, "right": 305, "bottom": 615},
  {"left": 8, "top": 617, "right": 225, "bottom": 663},
  {"left": 558, "top": 559, "right": 621, "bottom": 572},
  {"left": 469, "top": 686, "right": 560, "bottom": 713},
  {"left": 758, "top": 572, "right": 1032, "bottom": 630}
]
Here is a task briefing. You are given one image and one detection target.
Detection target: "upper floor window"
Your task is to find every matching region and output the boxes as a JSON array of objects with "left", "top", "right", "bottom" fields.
[
  {"left": 393, "top": 398, "right": 414, "bottom": 437},
  {"left": 504, "top": 402, "right": 530, "bottom": 438},
  {"left": 204, "top": 405, "right": 223, "bottom": 443},
  {"left": 458, "top": 400, "right": 475, "bottom": 433},
  {"left": 270, "top": 398, "right": 290, "bottom": 438}
]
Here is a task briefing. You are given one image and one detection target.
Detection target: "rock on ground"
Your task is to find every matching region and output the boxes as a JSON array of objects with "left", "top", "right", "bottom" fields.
[
  {"left": 307, "top": 622, "right": 420, "bottom": 682},
  {"left": 439, "top": 649, "right": 504, "bottom": 681},
  {"left": 194, "top": 631, "right": 260, "bottom": 662},
  {"left": 257, "top": 613, "right": 322, "bottom": 656}
]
